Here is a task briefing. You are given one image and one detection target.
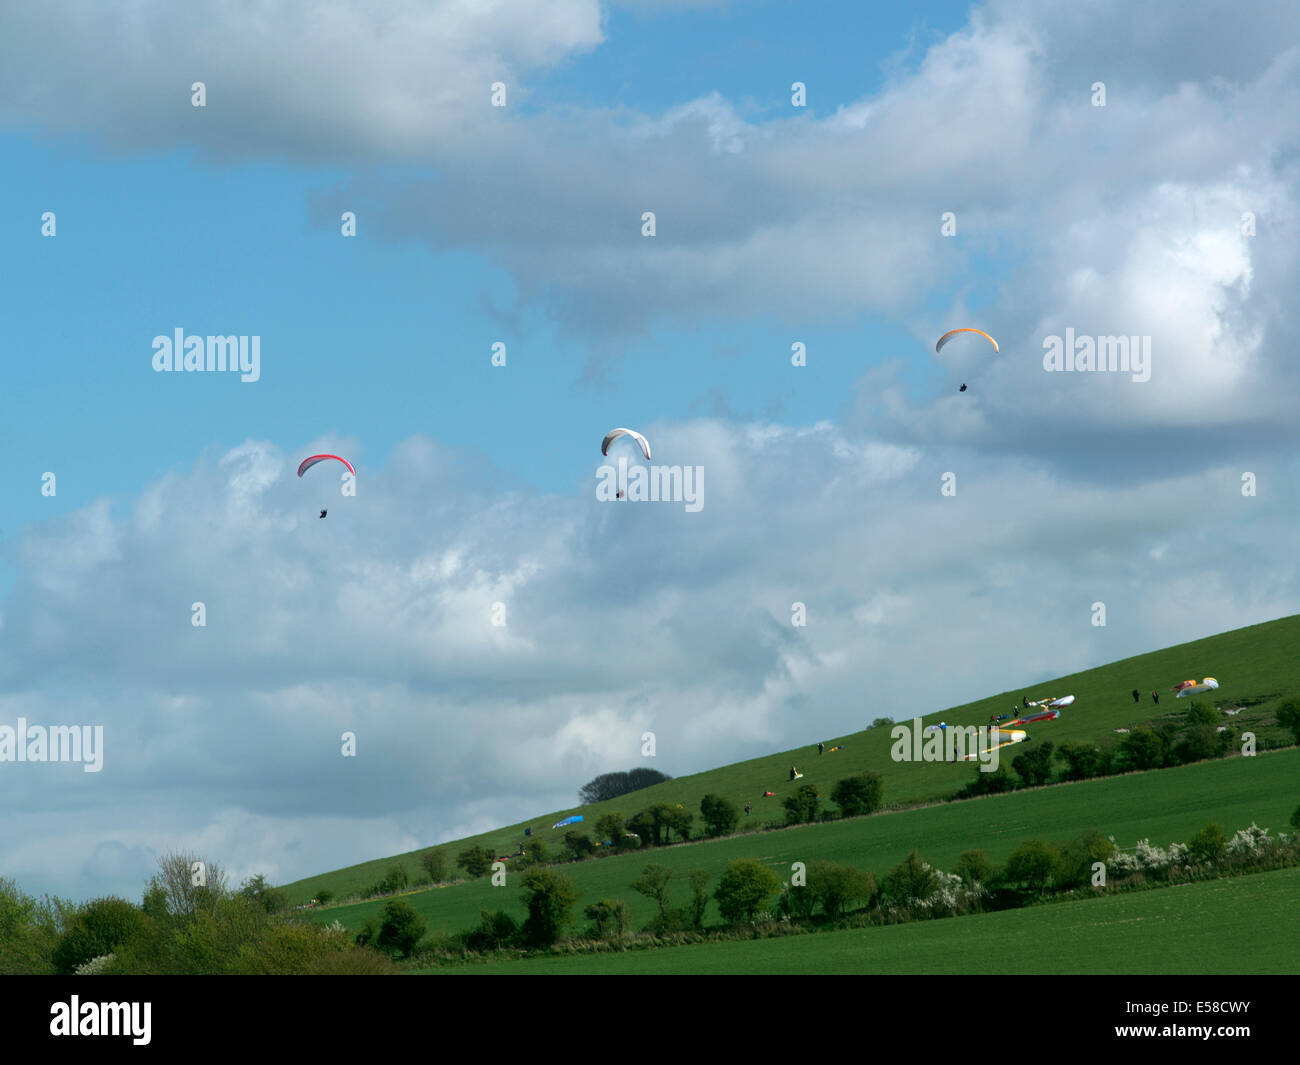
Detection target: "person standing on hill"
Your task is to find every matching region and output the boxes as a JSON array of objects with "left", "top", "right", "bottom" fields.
[
  {"left": 1151, "top": 690, "right": 1160, "bottom": 704},
  {"left": 745, "top": 801, "right": 752, "bottom": 816},
  {"left": 1132, "top": 689, "right": 1140, "bottom": 703},
  {"left": 818, "top": 742, "right": 825, "bottom": 755}
]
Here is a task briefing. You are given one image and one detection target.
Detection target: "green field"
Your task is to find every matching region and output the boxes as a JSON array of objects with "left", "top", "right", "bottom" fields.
[
  {"left": 283, "top": 613, "right": 1300, "bottom": 907},
  {"left": 427, "top": 865, "right": 1300, "bottom": 974},
  {"left": 304, "top": 748, "right": 1299, "bottom": 938}
]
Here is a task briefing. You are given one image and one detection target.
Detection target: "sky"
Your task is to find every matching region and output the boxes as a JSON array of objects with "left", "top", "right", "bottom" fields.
[{"left": 1, "top": 0, "right": 1298, "bottom": 902}]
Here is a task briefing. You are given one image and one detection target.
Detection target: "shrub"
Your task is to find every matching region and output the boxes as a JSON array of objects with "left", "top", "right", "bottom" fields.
[
  {"left": 1184, "top": 701, "right": 1218, "bottom": 727},
  {"left": 714, "top": 859, "right": 780, "bottom": 924},
  {"left": 831, "top": 771, "right": 884, "bottom": 817},
  {"left": 563, "top": 832, "right": 595, "bottom": 861},
  {"left": 808, "top": 861, "right": 875, "bottom": 920},
  {"left": 239, "top": 874, "right": 289, "bottom": 914},
  {"left": 314, "top": 890, "right": 333, "bottom": 905},
  {"left": 782, "top": 784, "right": 821, "bottom": 825},
  {"left": 870, "top": 717, "right": 894, "bottom": 729},
  {"left": 583, "top": 900, "right": 628, "bottom": 940},
  {"left": 520, "top": 868, "right": 581, "bottom": 948},
  {"left": 375, "top": 900, "right": 425, "bottom": 959},
  {"left": 1055, "top": 740, "right": 1104, "bottom": 781},
  {"left": 593, "top": 813, "right": 629, "bottom": 850},
  {"left": 630, "top": 864, "right": 675, "bottom": 930},
  {"left": 52, "top": 897, "right": 151, "bottom": 975},
  {"left": 1189, "top": 823, "right": 1229, "bottom": 865},
  {"left": 1273, "top": 698, "right": 1300, "bottom": 744},
  {"left": 687, "top": 869, "right": 710, "bottom": 930},
  {"left": 700, "top": 794, "right": 740, "bottom": 837},
  {"left": 1058, "top": 830, "right": 1116, "bottom": 888},
  {"left": 420, "top": 849, "right": 447, "bottom": 884},
  {"left": 1004, "top": 839, "right": 1062, "bottom": 896},
  {"left": 880, "top": 851, "right": 937, "bottom": 906},
  {"left": 457, "top": 846, "right": 495, "bottom": 878},
  {"left": 954, "top": 849, "right": 993, "bottom": 886},
  {"left": 1011, "top": 741, "right": 1055, "bottom": 787},
  {"left": 1117, "top": 727, "right": 1166, "bottom": 771},
  {"left": 463, "top": 910, "right": 519, "bottom": 952}
]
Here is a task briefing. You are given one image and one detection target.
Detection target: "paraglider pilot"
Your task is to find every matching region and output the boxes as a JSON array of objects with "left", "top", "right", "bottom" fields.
[{"left": 319, "top": 509, "right": 328, "bottom": 519}]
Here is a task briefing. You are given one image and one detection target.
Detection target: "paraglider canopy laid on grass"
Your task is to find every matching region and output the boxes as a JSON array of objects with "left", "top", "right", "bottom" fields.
[
  {"left": 601, "top": 428, "right": 651, "bottom": 460},
  {"left": 552, "top": 815, "right": 583, "bottom": 829},
  {"left": 1175, "top": 677, "right": 1219, "bottom": 697}
]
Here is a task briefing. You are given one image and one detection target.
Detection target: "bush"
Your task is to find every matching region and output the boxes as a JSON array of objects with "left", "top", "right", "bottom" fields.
[
  {"left": 808, "top": 861, "right": 875, "bottom": 920},
  {"left": 954, "top": 850, "right": 993, "bottom": 886},
  {"left": 593, "top": 813, "right": 629, "bottom": 850},
  {"left": 1184, "top": 701, "right": 1218, "bottom": 727},
  {"left": 631, "top": 864, "right": 676, "bottom": 930},
  {"left": 420, "top": 849, "right": 447, "bottom": 884},
  {"left": 1058, "top": 830, "right": 1115, "bottom": 889},
  {"left": 1273, "top": 698, "right": 1300, "bottom": 744},
  {"left": 463, "top": 909, "right": 519, "bottom": 952},
  {"left": 563, "top": 832, "right": 595, "bottom": 861},
  {"left": 374, "top": 900, "right": 426, "bottom": 958},
  {"left": 1004, "top": 839, "right": 1062, "bottom": 896},
  {"left": 239, "top": 875, "right": 288, "bottom": 914},
  {"left": 1175, "top": 724, "right": 1223, "bottom": 765},
  {"left": 1118, "top": 726, "right": 1166, "bottom": 771},
  {"left": 956, "top": 762, "right": 1015, "bottom": 798},
  {"left": 700, "top": 794, "right": 740, "bottom": 837},
  {"left": 687, "top": 869, "right": 710, "bottom": 930},
  {"left": 831, "top": 771, "right": 884, "bottom": 817},
  {"left": 583, "top": 900, "right": 629, "bottom": 940},
  {"left": 782, "top": 784, "right": 821, "bottom": 825},
  {"left": 870, "top": 717, "right": 894, "bottom": 730},
  {"left": 1011, "top": 741, "right": 1055, "bottom": 787},
  {"left": 314, "top": 890, "right": 333, "bottom": 905},
  {"left": 52, "top": 897, "right": 151, "bottom": 975},
  {"left": 457, "top": 846, "right": 495, "bottom": 878},
  {"left": 520, "top": 868, "right": 581, "bottom": 948},
  {"left": 714, "top": 859, "right": 780, "bottom": 924},
  {"left": 880, "top": 851, "right": 937, "bottom": 906},
  {"left": 1189, "top": 823, "right": 1229, "bottom": 865},
  {"left": 1055, "top": 740, "right": 1105, "bottom": 781}
]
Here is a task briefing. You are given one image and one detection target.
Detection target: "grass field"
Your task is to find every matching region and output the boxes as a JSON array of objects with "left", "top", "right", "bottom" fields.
[
  {"left": 283, "top": 613, "right": 1300, "bottom": 906},
  {"left": 423, "top": 864, "right": 1300, "bottom": 974},
  {"left": 303, "top": 747, "right": 1300, "bottom": 939}
]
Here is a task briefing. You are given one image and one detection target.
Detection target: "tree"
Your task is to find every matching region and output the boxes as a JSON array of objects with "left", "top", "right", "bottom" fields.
[
  {"left": 145, "top": 851, "right": 228, "bottom": 923},
  {"left": 1184, "top": 701, "right": 1218, "bottom": 727},
  {"left": 579, "top": 769, "right": 673, "bottom": 805},
  {"left": 1004, "top": 839, "right": 1062, "bottom": 896},
  {"left": 700, "top": 794, "right": 740, "bottom": 837},
  {"left": 375, "top": 899, "right": 426, "bottom": 959},
  {"left": 373, "top": 864, "right": 409, "bottom": 895},
  {"left": 1274, "top": 698, "right": 1300, "bottom": 744},
  {"left": 584, "top": 899, "right": 628, "bottom": 940},
  {"left": 1189, "top": 823, "right": 1229, "bottom": 865},
  {"left": 1056, "top": 740, "right": 1104, "bottom": 781},
  {"left": 687, "top": 869, "right": 710, "bottom": 930},
  {"left": 662, "top": 805, "right": 694, "bottom": 843},
  {"left": 593, "top": 812, "right": 629, "bottom": 850},
  {"left": 870, "top": 717, "right": 893, "bottom": 729},
  {"left": 880, "top": 851, "right": 937, "bottom": 905},
  {"left": 51, "top": 897, "right": 151, "bottom": 974},
  {"left": 808, "top": 861, "right": 875, "bottom": 920},
  {"left": 519, "top": 868, "right": 581, "bottom": 948},
  {"left": 457, "top": 846, "right": 494, "bottom": 878},
  {"left": 1011, "top": 741, "right": 1055, "bottom": 786},
  {"left": 1058, "top": 830, "right": 1115, "bottom": 888},
  {"left": 563, "top": 832, "right": 595, "bottom": 861},
  {"left": 831, "top": 771, "right": 884, "bottom": 817},
  {"left": 1117, "top": 726, "right": 1166, "bottom": 771},
  {"left": 462, "top": 910, "right": 519, "bottom": 952},
  {"left": 1175, "top": 724, "right": 1221, "bottom": 764},
  {"left": 631, "top": 864, "right": 678, "bottom": 931},
  {"left": 419, "top": 849, "right": 447, "bottom": 884},
  {"left": 781, "top": 783, "right": 821, "bottom": 825},
  {"left": 714, "top": 859, "right": 780, "bottom": 923},
  {"left": 238, "top": 874, "right": 288, "bottom": 914},
  {"left": 954, "top": 849, "right": 993, "bottom": 886}
]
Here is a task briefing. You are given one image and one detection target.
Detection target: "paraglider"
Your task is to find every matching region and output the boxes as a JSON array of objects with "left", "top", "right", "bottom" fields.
[
  {"left": 319, "top": 509, "right": 327, "bottom": 519},
  {"left": 601, "top": 428, "right": 651, "bottom": 460},
  {"left": 961, "top": 729, "right": 1027, "bottom": 761},
  {"left": 959, "top": 383, "right": 967, "bottom": 392},
  {"left": 1176, "top": 678, "right": 1218, "bottom": 697},
  {"left": 552, "top": 815, "right": 584, "bottom": 829},
  {"left": 297, "top": 454, "right": 355, "bottom": 478},
  {"left": 935, "top": 328, "right": 999, "bottom": 355}
]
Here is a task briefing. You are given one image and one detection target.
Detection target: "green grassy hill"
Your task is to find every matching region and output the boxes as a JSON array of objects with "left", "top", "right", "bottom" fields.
[
  {"left": 301, "top": 748, "right": 1300, "bottom": 937},
  {"left": 283, "top": 612, "right": 1300, "bottom": 906}
]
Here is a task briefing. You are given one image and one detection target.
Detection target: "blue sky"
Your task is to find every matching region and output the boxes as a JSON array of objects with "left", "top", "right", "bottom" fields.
[{"left": 2, "top": 0, "right": 1298, "bottom": 900}]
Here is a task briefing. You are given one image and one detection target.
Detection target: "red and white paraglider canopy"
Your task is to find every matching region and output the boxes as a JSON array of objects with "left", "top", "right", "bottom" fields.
[{"left": 297, "top": 454, "right": 355, "bottom": 478}]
